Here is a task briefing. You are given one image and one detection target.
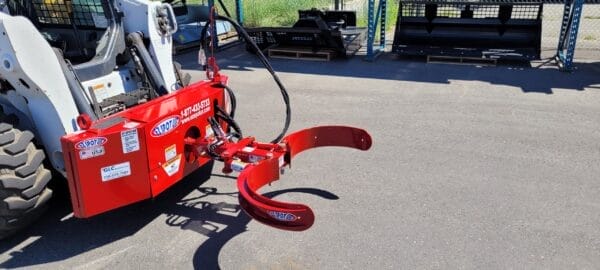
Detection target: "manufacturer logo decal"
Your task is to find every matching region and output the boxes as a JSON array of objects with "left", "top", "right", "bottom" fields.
[
  {"left": 268, "top": 211, "right": 298, "bottom": 222},
  {"left": 75, "top": 137, "right": 108, "bottom": 150},
  {"left": 152, "top": 116, "right": 180, "bottom": 137}
]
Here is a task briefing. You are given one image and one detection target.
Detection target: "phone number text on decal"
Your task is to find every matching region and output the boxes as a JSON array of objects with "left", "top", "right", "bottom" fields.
[{"left": 181, "top": 98, "right": 210, "bottom": 124}]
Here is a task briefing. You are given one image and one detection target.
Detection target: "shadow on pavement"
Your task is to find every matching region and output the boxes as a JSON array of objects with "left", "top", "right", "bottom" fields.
[
  {"left": 0, "top": 162, "right": 216, "bottom": 268},
  {"left": 176, "top": 46, "right": 600, "bottom": 94},
  {"left": 0, "top": 160, "right": 338, "bottom": 270},
  {"left": 161, "top": 186, "right": 338, "bottom": 270}
]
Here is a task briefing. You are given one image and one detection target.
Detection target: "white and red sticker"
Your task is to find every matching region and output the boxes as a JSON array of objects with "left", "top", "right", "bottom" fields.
[
  {"left": 101, "top": 162, "right": 131, "bottom": 182},
  {"left": 165, "top": 144, "right": 177, "bottom": 161},
  {"left": 75, "top": 137, "right": 108, "bottom": 150},
  {"left": 162, "top": 154, "right": 182, "bottom": 177},
  {"left": 204, "top": 124, "right": 214, "bottom": 139},
  {"left": 79, "top": 146, "right": 105, "bottom": 160},
  {"left": 151, "top": 116, "right": 180, "bottom": 137},
  {"left": 123, "top": 121, "right": 141, "bottom": 129},
  {"left": 121, "top": 129, "right": 140, "bottom": 154},
  {"left": 268, "top": 211, "right": 298, "bottom": 222}
]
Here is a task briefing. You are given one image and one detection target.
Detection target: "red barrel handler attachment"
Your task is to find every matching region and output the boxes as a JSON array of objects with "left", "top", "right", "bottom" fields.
[{"left": 185, "top": 125, "right": 372, "bottom": 231}]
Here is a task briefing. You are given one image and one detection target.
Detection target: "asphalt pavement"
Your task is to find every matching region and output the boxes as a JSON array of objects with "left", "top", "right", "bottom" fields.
[{"left": 1, "top": 48, "right": 599, "bottom": 269}]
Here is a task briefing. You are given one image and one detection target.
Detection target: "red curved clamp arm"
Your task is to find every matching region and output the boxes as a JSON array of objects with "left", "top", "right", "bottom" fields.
[{"left": 236, "top": 126, "right": 372, "bottom": 231}]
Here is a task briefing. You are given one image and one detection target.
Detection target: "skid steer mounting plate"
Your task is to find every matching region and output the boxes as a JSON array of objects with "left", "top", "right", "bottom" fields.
[{"left": 61, "top": 79, "right": 226, "bottom": 218}]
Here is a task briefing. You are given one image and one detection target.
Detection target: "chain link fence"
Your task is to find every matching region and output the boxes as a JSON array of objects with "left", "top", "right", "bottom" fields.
[
  {"left": 542, "top": 3, "right": 600, "bottom": 53},
  {"left": 230, "top": 0, "right": 599, "bottom": 59}
]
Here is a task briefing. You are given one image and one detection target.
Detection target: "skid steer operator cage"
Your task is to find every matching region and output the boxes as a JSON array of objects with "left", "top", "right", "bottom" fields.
[
  {"left": 7, "top": 0, "right": 110, "bottom": 29},
  {"left": 392, "top": 0, "right": 543, "bottom": 60}
]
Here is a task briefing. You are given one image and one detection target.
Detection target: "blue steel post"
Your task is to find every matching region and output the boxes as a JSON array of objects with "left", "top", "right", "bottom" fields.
[
  {"left": 556, "top": 0, "right": 584, "bottom": 72},
  {"left": 379, "top": 0, "right": 386, "bottom": 49},
  {"left": 366, "top": 0, "right": 376, "bottom": 59},
  {"left": 563, "top": 0, "right": 584, "bottom": 71},
  {"left": 556, "top": 0, "right": 573, "bottom": 48},
  {"left": 236, "top": 0, "right": 244, "bottom": 25},
  {"left": 366, "top": 0, "right": 386, "bottom": 61}
]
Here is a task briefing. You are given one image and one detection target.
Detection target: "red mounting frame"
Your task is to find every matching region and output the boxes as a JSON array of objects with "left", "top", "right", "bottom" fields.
[{"left": 61, "top": 79, "right": 227, "bottom": 218}]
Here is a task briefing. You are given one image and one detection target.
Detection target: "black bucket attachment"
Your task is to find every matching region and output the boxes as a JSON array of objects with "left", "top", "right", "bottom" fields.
[
  {"left": 392, "top": 0, "right": 543, "bottom": 60},
  {"left": 245, "top": 9, "right": 366, "bottom": 58}
]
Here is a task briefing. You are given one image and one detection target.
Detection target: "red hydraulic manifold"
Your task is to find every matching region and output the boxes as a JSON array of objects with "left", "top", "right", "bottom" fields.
[{"left": 61, "top": 59, "right": 371, "bottom": 231}]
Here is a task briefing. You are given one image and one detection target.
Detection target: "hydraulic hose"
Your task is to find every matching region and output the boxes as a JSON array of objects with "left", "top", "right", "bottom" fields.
[
  {"left": 126, "top": 32, "right": 169, "bottom": 96},
  {"left": 200, "top": 15, "right": 291, "bottom": 144},
  {"left": 223, "top": 84, "right": 237, "bottom": 119},
  {"left": 215, "top": 105, "right": 242, "bottom": 137}
]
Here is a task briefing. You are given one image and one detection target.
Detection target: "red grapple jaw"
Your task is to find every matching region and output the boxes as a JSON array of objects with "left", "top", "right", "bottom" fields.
[
  {"left": 237, "top": 159, "right": 315, "bottom": 231},
  {"left": 236, "top": 126, "right": 372, "bottom": 231},
  {"left": 282, "top": 126, "right": 372, "bottom": 161}
]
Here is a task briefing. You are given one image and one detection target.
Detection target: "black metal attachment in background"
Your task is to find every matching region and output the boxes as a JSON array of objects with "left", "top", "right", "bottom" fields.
[
  {"left": 245, "top": 9, "right": 366, "bottom": 58},
  {"left": 392, "top": 0, "right": 544, "bottom": 61}
]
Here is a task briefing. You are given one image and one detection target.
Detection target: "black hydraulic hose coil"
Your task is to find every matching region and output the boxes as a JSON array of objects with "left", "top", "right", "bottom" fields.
[{"left": 200, "top": 15, "right": 291, "bottom": 144}]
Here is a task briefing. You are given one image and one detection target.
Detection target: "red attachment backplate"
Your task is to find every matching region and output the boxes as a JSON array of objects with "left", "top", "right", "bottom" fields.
[{"left": 61, "top": 79, "right": 226, "bottom": 218}]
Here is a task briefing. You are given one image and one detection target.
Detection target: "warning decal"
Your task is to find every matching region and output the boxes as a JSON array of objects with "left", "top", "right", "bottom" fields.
[
  {"left": 121, "top": 129, "right": 140, "bottom": 154},
  {"left": 165, "top": 144, "right": 177, "bottom": 162},
  {"left": 162, "top": 154, "right": 182, "bottom": 177}
]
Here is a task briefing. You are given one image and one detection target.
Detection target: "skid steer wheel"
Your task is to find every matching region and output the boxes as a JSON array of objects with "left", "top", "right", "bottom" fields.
[{"left": 0, "top": 114, "right": 52, "bottom": 239}]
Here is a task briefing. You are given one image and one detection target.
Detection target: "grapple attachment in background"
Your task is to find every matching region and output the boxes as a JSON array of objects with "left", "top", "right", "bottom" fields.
[{"left": 392, "top": 0, "right": 543, "bottom": 60}]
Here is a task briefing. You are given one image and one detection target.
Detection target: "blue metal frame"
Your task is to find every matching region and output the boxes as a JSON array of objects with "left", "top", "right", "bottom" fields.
[
  {"left": 236, "top": 0, "right": 244, "bottom": 25},
  {"left": 555, "top": 0, "right": 585, "bottom": 72},
  {"left": 365, "top": 0, "right": 387, "bottom": 61}
]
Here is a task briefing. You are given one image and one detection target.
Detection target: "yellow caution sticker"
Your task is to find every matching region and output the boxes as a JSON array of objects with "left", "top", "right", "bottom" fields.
[{"left": 162, "top": 154, "right": 182, "bottom": 177}]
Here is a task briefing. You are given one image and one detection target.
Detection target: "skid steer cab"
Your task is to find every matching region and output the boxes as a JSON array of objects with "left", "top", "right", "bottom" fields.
[{"left": 0, "top": 0, "right": 371, "bottom": 238}]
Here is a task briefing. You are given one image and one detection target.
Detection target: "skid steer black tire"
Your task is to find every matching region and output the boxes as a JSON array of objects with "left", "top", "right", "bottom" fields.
[{"left": 0, "top": 117, "right": 52, "bottom": 239}]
